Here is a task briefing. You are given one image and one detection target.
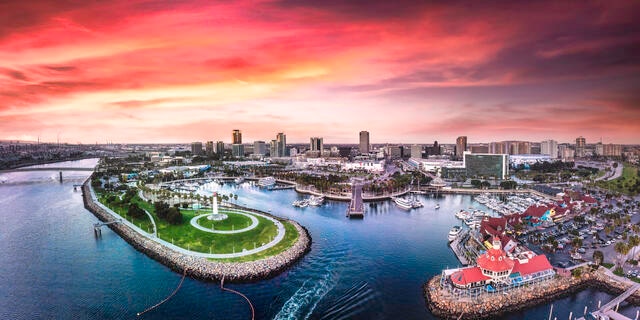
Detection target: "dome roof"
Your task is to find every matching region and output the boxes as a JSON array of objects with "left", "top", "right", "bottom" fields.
[{"left": 477, "top": 247, "right": 514, "bottom": 272}]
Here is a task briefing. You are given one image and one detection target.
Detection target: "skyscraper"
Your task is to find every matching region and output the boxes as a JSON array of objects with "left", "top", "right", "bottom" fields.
[
  {"left": 232, "top": 129, "right": 242, "bottom": 144},
  {"left": 205, "top": 141, "right": 214, "bottom": 155},
  {"left": 191, "top": 142, "right": 203, "bottom": 155},
  {"left": 540, "top": 140, "right": 558, "bottom": 159},
  {"left": 276, "top": 132, "right": 287, "bottom": 157},
  {"left": 253, "top": 141, "right": 266, "bottom": 156},
  {"left": 215, "top": 141, "right": 225, "bottom": 156},
  {"left": 310, "top": 137, "right": 323, "bottom": 152},
  {"left": 456, "top": 136, "right": 467, "bottom": 158},
  {"left": 575, "top": 136, "right": 586, "bottom": 158},
  {"left": 359, "top": 131, "right": 370, "bottom": 154},
  {"left": 411, "top": 144, "right": 422, "bottom": 159}
]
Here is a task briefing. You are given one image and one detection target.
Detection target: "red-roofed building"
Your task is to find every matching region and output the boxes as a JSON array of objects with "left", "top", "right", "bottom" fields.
[{"left": 449, "top": 237, "right": 554, "bottom": 289}]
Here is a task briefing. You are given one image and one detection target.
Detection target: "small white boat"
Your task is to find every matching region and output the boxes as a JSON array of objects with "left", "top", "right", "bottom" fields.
[
  {"left": 258, "top": 176, "right": 276, "bottom": 187},
  {"left": 308, "top": 195, "right": 325, "bottom": 206},
  {"left": 234, "top": 177, "right": 245, "bottom": 184},
  {"left": 435, "top": 203, "right": 440, "bottom": 210}
]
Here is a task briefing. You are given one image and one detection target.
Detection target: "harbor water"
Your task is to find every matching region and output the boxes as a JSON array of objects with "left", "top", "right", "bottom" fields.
[{"left": 0, "top": 159, "right": 637, "bottom": 319}]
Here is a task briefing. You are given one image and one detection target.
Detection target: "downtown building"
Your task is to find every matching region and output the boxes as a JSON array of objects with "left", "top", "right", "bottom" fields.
[
  {"left": 359, "top": 131, "right": 370, "bottom": 154},
  {"left": 231, "top": 129, "right": 243, "bottom": 158}
]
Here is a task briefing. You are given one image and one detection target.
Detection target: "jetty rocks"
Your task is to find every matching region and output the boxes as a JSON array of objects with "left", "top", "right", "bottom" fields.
[
  {"left": 82, "top": 180, "right": 311, "bottom": 283},
  {"left": 424, "top": 269, "right": 640, "bottom": 319}
]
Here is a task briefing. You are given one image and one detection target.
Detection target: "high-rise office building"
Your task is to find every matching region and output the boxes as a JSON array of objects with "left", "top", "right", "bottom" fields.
[
  {"left": 191, "top": 142, "right": 203, "bottom": 155},
  {"left": 232, "top": 144, "right": 244, "bottom": 158},
  {"left": 310, "top": 137, "right": 323, "bottom": 152},
  {"left": 269, "top": 139, "right": 277, "bottom": 156},
  {"left": 205, "top": 141, "right": 214, "bottom": 156},
  {"left": 359, "top": 131, "right": 370, "bottom": 154},
  {"left": 603, "top": 144, "right": 622, "bottom": 157},
  {"left": 575, "top": 136, "right": 586, "bottom": 158},
  {"left": 411, "top": 144, "right": 423, "bottom": 159},
  {"left": 253, "top": 141, "right": 266, "bottom": 156},
  {"left": 463, "top": 152, "right": 509, "bottom": 180},
  {"left": 215, "top": 141, "right": 225, "bottom": 156},
  {"left": 232, "top": 129, "right": 242, "bottom": 144},
  {"left": 276, "top": 132, "right": 287, "bottom": 157},
  {"left": 456, "top": 136, "right": 467, "bottom": 158},
  {"left": 540, "top": 140, "right": 558, "bottom": 159}
]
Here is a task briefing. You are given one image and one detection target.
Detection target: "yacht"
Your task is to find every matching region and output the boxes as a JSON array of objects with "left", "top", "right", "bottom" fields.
[
  {"left": 258, "top": 176, "right": 276, "bottom": 187},
  {"left": 435, "top": 203, "right": 440, "bottom": 210},
  {"left": 448, "top": 226, "right": 462, "bottom": 241},
  {"left": 392, "top": 197, "right": 413, "bottom": 210},
  {"left": 234, "top": 177, "right": 245, "bottom": 184},
  {"left": 308, "top": 195, "right": 325, "bottom": 206},
  {"left": 292, "top": 199, "right": 309, "bottom": 208}
]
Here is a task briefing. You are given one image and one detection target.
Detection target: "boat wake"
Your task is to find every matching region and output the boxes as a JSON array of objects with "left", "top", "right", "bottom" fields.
[
  {"left": 273, "top": 270, "right": 336, "bottom": 320},
  {"left": 318, "top": 281, "right": 377, "bottom": 320}
]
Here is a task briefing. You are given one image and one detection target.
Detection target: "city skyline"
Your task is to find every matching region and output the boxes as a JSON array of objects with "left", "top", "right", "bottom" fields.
[{"left": 1, "top": 1, "right": 639, "bottom": 144}]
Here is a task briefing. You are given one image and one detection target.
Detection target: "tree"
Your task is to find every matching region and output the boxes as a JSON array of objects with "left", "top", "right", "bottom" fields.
[
  {"left": 480, "top": 181, "right": 491, "bottom": 189},
  {"left": 127, "top": 203, "right": 146, "bottom": 219},
  {"left": 470, "top": 179, "right": 481, "bottom": 188},
  {"left": 593, "top": 250, "right": 604, "bottom": 265},
  {"left": 628, "top": 235, "right": 640, "bottom": 261},
  {"left": 166, "top": 207, "right": 183, "bottom": 225},
  {"left": 572, "top": 238, "right": 583, "bottom": 252},
  {"left": 500, "top": 180, "right": 517, "bottom": 190},
  {"left": 614, "top": 241, "right": 630, "bottom": 267}
]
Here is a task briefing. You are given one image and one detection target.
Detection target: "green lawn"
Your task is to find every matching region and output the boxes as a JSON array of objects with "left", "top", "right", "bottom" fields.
[
  {"left": 596, "top": 164, "right": 639, "bottom": 195},
  {"left": 97, "top": 193, "right": 154, "bottom": 233},
  {"left": 193, "top": 209, "right": 254, "bottom": 231},
  {"left": 97, "top": 188, "right": 302, "bottom": 261},
  {"left": 215, "top": 220, "right": 300, "bottom": 262}
]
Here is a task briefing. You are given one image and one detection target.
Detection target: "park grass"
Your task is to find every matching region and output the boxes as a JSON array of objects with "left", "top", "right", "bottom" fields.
[
  {"left": 595, "top": 164, "right": 639, "bottom": 195},
  {"left": 97, "top": 193, "right": 154, "bottom": 233},
  {"left": 212, "top": 220, "right": 300, "bottom": 262},
  {"left": 98, "top": 189, "right": 302, "bottom": 260},
  {"left": 193, "top": 209, "right": 254, "bottom": 231}
]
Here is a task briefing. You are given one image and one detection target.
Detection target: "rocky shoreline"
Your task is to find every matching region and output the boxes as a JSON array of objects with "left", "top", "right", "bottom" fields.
[
  {"left": 424, "top": 268, "right": 640, "bottom": 319},
  {"left": 82, "top": 178, "right": 311, "bottom": 283}
]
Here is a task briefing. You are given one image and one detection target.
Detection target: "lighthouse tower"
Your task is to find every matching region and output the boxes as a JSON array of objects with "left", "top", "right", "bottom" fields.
[{"left": 207, "top": 192, "right": 227, "bottom": 221}]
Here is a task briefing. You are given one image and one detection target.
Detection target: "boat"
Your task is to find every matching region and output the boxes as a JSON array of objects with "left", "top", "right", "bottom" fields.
[
  {"left": 308, "top": 195, "right": 325, "bottom": 206},
  {"left": 411, "top": 198, "right": 423, "bottom": 208},
  {"left": 448, "top": 226, "right": 462, "bottom": 241},
  {"left": 292, "top": 199, "right": 309, "bottom": 208},
  {"left": 392, "top": 197, "right": 413, "bottom": 210},
  {"left": 435, "top": 203, "right": 440, "bottom": 210},
  {"left": 258, "top": 176, "right": 276, "bottom": 187},
  {"left": 234, "top": 177, "right": 245, "bottom": 184}
]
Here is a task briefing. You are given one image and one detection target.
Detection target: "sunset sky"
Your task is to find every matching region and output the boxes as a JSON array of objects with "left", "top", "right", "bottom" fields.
[{"left": 1, "top": 0, "right": 639, "bottom": 144}]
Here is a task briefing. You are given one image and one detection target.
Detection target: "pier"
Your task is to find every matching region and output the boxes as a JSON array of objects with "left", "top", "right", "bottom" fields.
[
  {"left": 579, "top": 282, "right": 640, "bottom": 320},
  {"left": 346, "top": 181, "right": 364, "bottom": 218},
  {"left": 93, "top": 219, "right": 122, "bottom": 236},
  {"left": 449, "top": 229, "right": 471, "bottom": 266}
]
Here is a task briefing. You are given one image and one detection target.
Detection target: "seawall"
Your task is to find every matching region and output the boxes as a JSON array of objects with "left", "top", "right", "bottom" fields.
[
  {"left": 82, "top": 178, "right": 311, "bottom": 283},
  {"left": 424, "top": 268, "right": 640, "bottom": 319}
]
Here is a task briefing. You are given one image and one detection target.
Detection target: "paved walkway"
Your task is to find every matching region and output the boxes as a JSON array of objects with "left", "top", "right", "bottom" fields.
[
  {"left": 90, "top": 185, "right": 287, "bottom": 259},
  {"left": 190, "top": 210, "right": 259, "bottom": 234}
]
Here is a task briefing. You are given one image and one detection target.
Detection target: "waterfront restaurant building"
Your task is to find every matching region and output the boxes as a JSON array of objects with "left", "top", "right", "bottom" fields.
[{"left": 448, "top": 237, "right": 554, "bottom": 290}]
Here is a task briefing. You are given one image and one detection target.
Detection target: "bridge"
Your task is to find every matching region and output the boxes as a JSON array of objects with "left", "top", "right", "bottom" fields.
[
  {"left": 578, "top": 282, "right": 640, "bottom": 320},
  {"left": 0, "top": 167, "right": 95, "bottom": 172},
  {"left": 0, "top": 166, "right": 95, "bottom": 182}
]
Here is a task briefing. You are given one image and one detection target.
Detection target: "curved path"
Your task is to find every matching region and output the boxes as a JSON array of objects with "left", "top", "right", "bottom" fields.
[
  {"left": 91, "top": 185, "right": 287, "bottom": 259},
  {"left": 190, "top": 210, "right": 259, "bottom": 234}
]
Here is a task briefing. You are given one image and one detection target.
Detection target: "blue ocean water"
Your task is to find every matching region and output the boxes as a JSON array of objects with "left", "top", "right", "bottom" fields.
[{"left": 0, "top": 159, "right": 637, "bottom": 319}]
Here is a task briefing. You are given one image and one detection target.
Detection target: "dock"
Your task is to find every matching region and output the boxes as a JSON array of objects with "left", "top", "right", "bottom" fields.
[
  {"left": 346, "top": 181, "right": 364, "bottom": 218},
  {"left": 449, "top": 229, "right": 471, "bottom": 266}
]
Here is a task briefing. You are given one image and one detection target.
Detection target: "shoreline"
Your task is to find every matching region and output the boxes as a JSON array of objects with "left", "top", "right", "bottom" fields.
[
  {"left": 423, "top": 268, "right": 640, "bottom": 319},
  {"left": 81, "top": 177, "right": 312, "bottom": 283}
]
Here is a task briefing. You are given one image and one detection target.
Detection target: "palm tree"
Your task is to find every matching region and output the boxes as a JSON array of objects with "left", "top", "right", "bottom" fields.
[
  {"left": 628, "top": 235, "right": 640, "bottom": 261},
  {"left": 572, "top": 238, "right": 583, "bottom": 253},
  {"left": 592, "top": 250, "right": 604, "bottom": 266},
  {"left": 614, "top": 241, "right": 630, "bottom": 267}
]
